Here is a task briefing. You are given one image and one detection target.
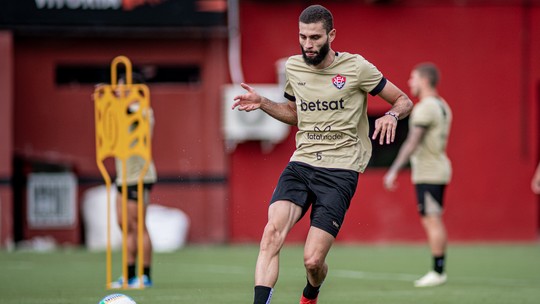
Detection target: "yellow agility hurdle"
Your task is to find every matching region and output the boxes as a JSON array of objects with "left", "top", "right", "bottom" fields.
[{"left": 94, "top": 55, "right": 152, "bottom": 290}]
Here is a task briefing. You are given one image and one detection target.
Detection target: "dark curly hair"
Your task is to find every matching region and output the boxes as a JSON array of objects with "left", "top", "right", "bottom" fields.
[{"left": 299, "top": 5, "right": 334, "bottom": 34}]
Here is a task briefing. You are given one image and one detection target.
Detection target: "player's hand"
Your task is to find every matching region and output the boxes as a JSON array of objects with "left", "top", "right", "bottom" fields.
[
  {"left": 383, "top": 171, "right": 398, "bottom": 191},
  {"left": 232, "top": 83, "right": 263, "bottom": 112},
  {"left": 532, "top": 175, "right": 540, "bottom": 194},
  {"left": 372, "top": 114, "right": 397, "bottom": 145}
]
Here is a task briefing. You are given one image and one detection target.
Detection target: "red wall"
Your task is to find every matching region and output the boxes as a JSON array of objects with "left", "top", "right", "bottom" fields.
[
  {"left": 0, "top": 31, "right": 14, "bottom": 247},
  {"left": 12, "top": 37, "right": 229, "bottom": 244},
  {"left": 229, "top": 2, "right": 540, "bottom": 243},
  {"left": 4, "top": 1, "right": 540, "bottom": 246}
]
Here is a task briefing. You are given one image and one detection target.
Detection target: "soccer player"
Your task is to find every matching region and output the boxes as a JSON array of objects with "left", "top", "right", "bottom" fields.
[
  {"left": 232, "top": 5, "right": 413, "bottom": 304},
  {"left": 110, "top": 73, "right": 157, "bottom": 288},
  {"left": 383, "top": 63, "right": 452, "bottom": 287}
]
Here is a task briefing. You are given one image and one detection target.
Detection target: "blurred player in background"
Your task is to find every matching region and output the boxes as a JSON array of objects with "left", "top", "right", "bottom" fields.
[
  {"left": 383, "top": 63, "right": 452, "bottom": 287},
  {"left": 110, "top": 72, "right": 157, "bottom": 288},
  {"left": 531, "top": 162, "right": 540, "bottom": 194},
  {"left": 232, "top": 5, "right": 413, "bottom": 304}
]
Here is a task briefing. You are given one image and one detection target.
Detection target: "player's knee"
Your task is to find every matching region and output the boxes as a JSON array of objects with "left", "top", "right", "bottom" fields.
[
  {"left": 125, "top": 220, "right": 138, "bottom": 233},
  {"left": 303, "top": 255, "right": 324, "bottom": 273}
]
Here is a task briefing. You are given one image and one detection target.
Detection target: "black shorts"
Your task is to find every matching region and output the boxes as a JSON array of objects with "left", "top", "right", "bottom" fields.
[
  {"left": 116, "top": 183, "right": 154, "bottom": 204},
  {"left": 270, "top": 161, "right": 359, "bottom": 238},
  {"left": 415, "top": 184, "right": 446, "bottom": 216}
]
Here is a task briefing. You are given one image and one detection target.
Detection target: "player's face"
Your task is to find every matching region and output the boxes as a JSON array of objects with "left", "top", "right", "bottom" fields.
[
  {"left": 299, "top": 21, "right": 335, "bottom": 66},
  {"left": 408, "top": 70, "right": 422, "bottom": 97}
]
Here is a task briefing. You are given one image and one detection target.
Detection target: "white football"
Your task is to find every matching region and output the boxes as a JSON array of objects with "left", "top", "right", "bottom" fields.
[{"left": 98, "top": 294, "right": 136, "bottom": 304}]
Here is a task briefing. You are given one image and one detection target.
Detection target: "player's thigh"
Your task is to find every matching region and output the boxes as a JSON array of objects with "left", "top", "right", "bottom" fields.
[
  {"left": 114, "top": 191, "right": 124, "bottom": 224},
  {"left": 415, "top": 184, "right": 446, "bottom": 216},
  {"left": 304, "top": 226, "right": 334, "bottom": 263},
  {"left": 267, "top": 200, "right": 303, "bottom": 234},
  {"left": 126, "top": 200, "right": 139, "bottom": 223},
  {"left": 310, "top": 167, "right": 358, "bottom": 237}
]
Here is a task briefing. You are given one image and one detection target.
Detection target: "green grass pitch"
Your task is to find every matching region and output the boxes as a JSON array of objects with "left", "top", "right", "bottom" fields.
[{"left": 0, "top": 243, "right": 539, "bottom": 303}]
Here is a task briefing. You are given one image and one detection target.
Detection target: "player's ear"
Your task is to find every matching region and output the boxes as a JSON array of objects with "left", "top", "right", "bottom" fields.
[{"left": 328, "top": 28, "right": 336, "bottom": 43}]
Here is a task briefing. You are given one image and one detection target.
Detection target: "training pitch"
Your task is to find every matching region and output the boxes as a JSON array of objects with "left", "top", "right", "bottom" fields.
[{"left": 0, "top": 243, "right": 538, "bottom": 303}]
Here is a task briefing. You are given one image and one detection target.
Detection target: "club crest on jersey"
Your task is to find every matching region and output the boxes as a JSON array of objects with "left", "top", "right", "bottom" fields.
[{"left": 332, "top": 74, "right": 346, "bottom": 89}]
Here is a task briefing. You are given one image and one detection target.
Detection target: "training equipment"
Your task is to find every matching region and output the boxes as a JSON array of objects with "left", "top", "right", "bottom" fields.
[
  {"left": 98, "top": 293, "right": 136, "bottom": 304},
  {"left": 110, "top": 275, "right": 153, "bottom": 289},
  {"left": 109, "top": 277, "right": 134, "bottom": 289},
  {"left": 414, "top": 271, "right": 447, "bottom": 287},
  {"left": 94, "top": 56, "right": 152, "bottom": 290}
]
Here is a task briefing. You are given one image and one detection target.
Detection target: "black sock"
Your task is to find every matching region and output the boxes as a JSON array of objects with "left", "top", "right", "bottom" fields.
[
  {"left": 433, "top": 255, "right": 445, "bottom": 274},
  {"left": 128, "top": 264, "right": 136, "bottom": 279},
  {"left": 302, "top": 279, "right": 320, "bottom": 300},
  {"left": 254, "top": 285, "right": 273, "bottom": 304},
  {"left": 144, "top": 266, "right": 151, "bottom": 280}
]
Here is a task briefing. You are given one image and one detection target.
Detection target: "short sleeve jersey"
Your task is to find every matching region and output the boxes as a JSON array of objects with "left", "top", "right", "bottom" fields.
[
  {"left": 409, "top": 96, "right": 452, "bottom": 184},
  {"left": 115, "top": 107, "right": 157, "bottom": 186},
  {"left": 283, "top": 52, "right": 384, "bottom": 172}
]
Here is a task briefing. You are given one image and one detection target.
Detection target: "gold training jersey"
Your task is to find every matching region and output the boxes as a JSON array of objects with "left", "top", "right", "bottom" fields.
[
  {"left": 410, "top": 96, "right": 452, "bottom": 184},
  {"left": 284, "top": 52, "right": 384, "bottom": 172}
]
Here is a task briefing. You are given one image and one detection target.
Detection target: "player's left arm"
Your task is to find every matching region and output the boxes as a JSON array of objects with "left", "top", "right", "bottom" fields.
[{"left": 372, "top": 80, "right": 413, "bottom": 145}]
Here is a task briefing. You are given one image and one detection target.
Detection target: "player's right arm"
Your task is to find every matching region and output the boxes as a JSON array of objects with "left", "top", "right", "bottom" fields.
[
  {"left": 383, "top": 125, "right": 426, "bottom": 191},
  {"left": 232, "top": 82, "right": 298, "bottom": 125}
]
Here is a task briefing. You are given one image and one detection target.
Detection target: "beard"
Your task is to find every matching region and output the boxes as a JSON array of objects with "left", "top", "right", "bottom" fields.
[{"left": 301, "top": 39, "right": 330, "bottom": 66}]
